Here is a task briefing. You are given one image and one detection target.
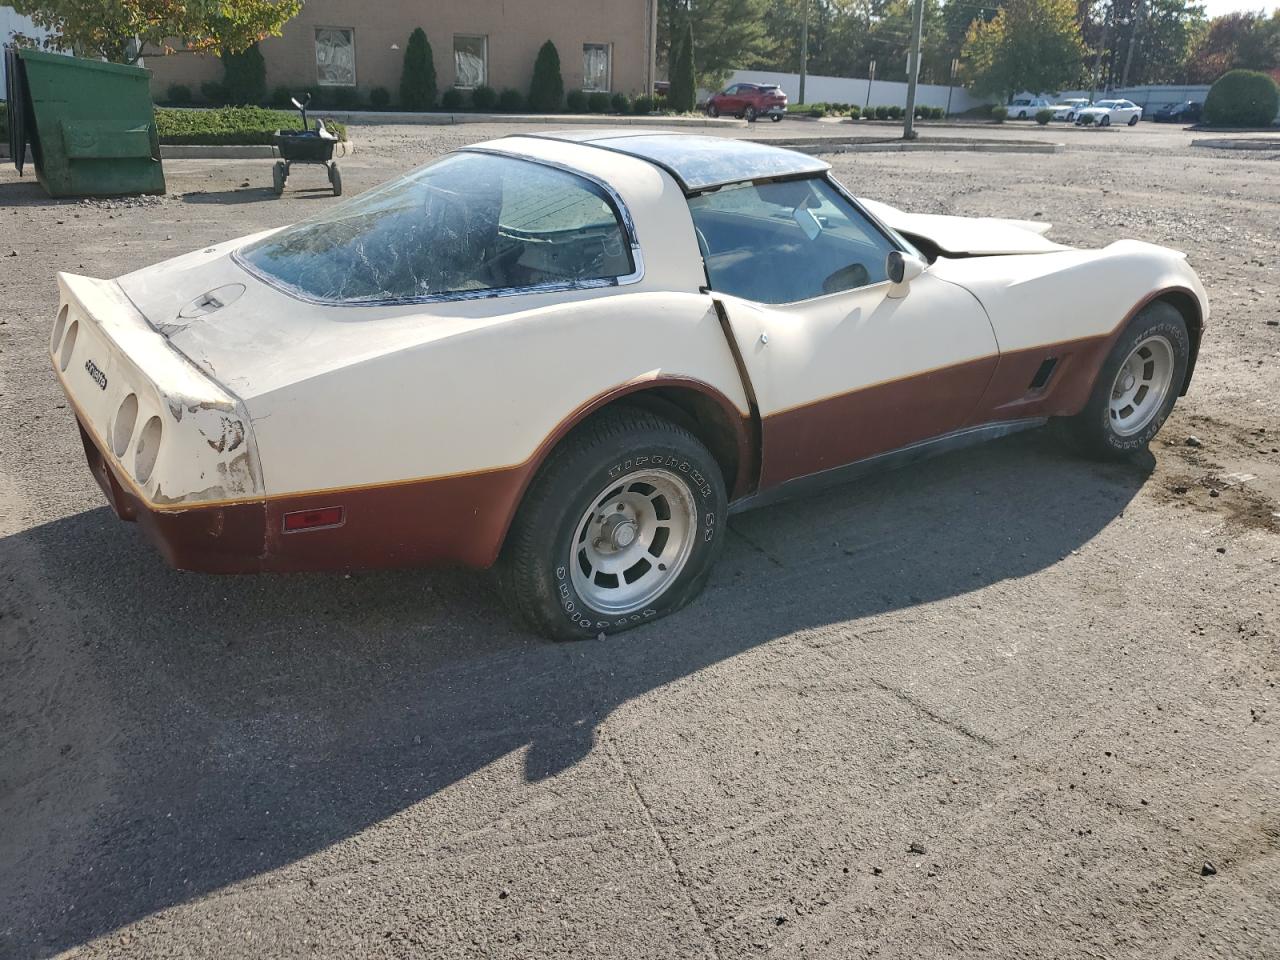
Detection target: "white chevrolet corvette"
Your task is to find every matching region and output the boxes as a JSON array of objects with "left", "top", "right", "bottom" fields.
[{"left": 51, "top": 132, "right": 1207, "bottom": 638}]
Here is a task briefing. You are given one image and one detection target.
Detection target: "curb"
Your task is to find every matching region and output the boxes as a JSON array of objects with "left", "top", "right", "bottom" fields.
[
  {"left": 321, "top": 110, "right": 747, "bottom": 128},
  {"left": 159, "top": 140, "right": 356, "bottom": 160},
  {"left": 761, "top": 136, "right": 1063, "bottom": 155},
  {"left": 1191, "top": 137, "right": 1280, "bottom": 151}
]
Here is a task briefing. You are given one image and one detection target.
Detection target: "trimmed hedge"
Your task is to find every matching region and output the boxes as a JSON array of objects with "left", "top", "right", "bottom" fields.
[
  {"left": 611, "top": 92, "right": 630, "bottom": 114},
  {"left": 848, "top": 104, "right": 861, "bottom": 119},
  {"left": 1035, "top": 108, "right": 1053, "bottom": 125},
  {"left": 498, "top": 88, "right": 525, "bottom": 112},
  {"left": 528, "top": 40, "right": 564, "bottom": 112},
  {"left": 369, "top": 86, "right": 391, "bottom": 109},
  {"left": 471, "top": 85, "right": 498, "bottom": 110},
  {"left": 587, "top": 91, "right": 611, "bottom": 113},
  {"left": 154, "top": 107, "right": 347, "bottom": 145},
  {"left": 633, "top": 94, "right": 654, "bottom": 114},
  {"left": 222, "top": 43, "right": 266, "bottom": 106},
  {"left": 991, "top": 105, "right": 1008, "bottom": 122},
  {"left": 566, "top": 89, "right": 588, "bottom": 112},
  {"left": 441, "top": 87, "right": 464, "bottom": 110},
  {"left": 1204, "top": 69, "right": 1280, "bottom": 128}
]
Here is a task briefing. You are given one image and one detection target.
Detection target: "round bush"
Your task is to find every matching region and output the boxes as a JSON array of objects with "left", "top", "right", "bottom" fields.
[
  {"left": 848, "top": 104, "right": 861, "bottom": 120},
  {"left": 200, "top": 81, "right": 228, "bottom": 105},
  {"left": 633, "top": 94, "right": 654, "bottom": 114},
  {"left": 1035, "top": 108, "right": 1053, "bottom": 125},
  {"left": 566, "top": 89, "right": 588, "bottom": 113},
  {"left": 498, "top": 88, "right": 524, "bottom": 112},
  {"left": 331, "top": 86, "right": 359, "bottom": 108},
  {"left": 1204, "top": 69, "right": 1280, "bottom": 128},
  {"left": 166, "top": 84, "right": 192, "bottom": 105},
  {"left": 888, "top": 105, "right": 904, "bottom": 120},
  {"left": 441, "top": 87, "right": 464, "bottom": 110},
  {"left": 369, "top": 86, "right": 391, "bottom": 109},
  {"left": 611, "top": 92, "right": 630, "bottom": 114},
  {"left": 1079, "top": 112, "right": 1096, "bottom": 125},
  {"left": 587, "top": 91, "right": 611, "bottom": 113},
  {"left": 807, "top": 106, "right": 826, "bottom": 118},
  {"left": 873, "top": 105, "right": 889, "bottom": 120},
  {"left": 991, "top": 105, "right": 1008, "bottom": 123},
  {"left": 471, "top": 85, "right": 498, "bottom": 111}
]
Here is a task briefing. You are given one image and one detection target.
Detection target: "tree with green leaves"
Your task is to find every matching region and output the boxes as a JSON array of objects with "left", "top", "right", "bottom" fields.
[
  {"left": 670, "top": 18, "right": 697, "bottom": 110},
  {"left": 962, "top": 0, "right": 1087, "bottom": 98},
  {"left": 400, "top": 27, "right": 438, "bottom": 111},
  {"left": 10, "top": 0, "right": 301, "bottom": 63},
  {"left": 659, "top": 0, "right": 771, "bottom": 91},
  {"left": 528, "top": 40, "right": 565, "bottom": 112}
]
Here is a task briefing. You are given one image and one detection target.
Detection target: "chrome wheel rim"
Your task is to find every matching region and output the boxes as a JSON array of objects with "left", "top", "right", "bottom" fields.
[
  {"left": 570, "top": 469, "right": 697, "bottom": 615},
  {"left": 1109, "top": 335, "right": 1175, "bottom": 436}
]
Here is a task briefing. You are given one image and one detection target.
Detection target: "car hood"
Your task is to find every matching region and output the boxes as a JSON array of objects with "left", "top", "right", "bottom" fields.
[{"left": 858, "top": 198, "right": 1069, "bottom": 257}]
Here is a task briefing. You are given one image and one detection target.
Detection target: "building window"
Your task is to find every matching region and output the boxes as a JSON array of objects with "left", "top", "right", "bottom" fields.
[
  {"left": 315, "top": 27, "right": 355, "bottom": 86},
  {"left": 453, "top": 35, "right": 487, "bottom": 88},
  {"left": 583, "top": 43, "right": 611, "bottom": 92}
]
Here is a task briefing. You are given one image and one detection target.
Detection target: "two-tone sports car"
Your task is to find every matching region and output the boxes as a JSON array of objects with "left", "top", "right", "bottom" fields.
[{"left": 51, "top": 132, "right": 1207, "bottom": 639}]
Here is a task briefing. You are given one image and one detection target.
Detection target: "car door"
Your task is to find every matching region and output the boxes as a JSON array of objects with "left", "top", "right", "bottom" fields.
[
  {"left": 720, "top": 84, "right": 743, "bottom": 113},
  {"left": 691, "top": 177, "right": 1000, "bottom": 491}
]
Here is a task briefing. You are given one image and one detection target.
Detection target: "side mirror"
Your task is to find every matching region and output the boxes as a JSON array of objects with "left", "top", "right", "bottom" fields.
[
  {"left": 886, "top": 250, "right": 926, "bottom": 298},
  {"left": 886, "top": 250, "right": 925, "bottom": 285}
]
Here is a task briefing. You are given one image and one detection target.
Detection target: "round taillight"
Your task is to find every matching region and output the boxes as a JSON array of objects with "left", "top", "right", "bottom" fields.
[
  {"left": 134, "top": 415, "right": 162, "bottom": 484},
  {"left": 112, "top": 393, "right": 138, "bottom": 458},
  {"left": 59, "top": 319, "right": 79, "bottom": 372},
  {"left": 52, "top": 305, "right": 69, "bottom": 353}
]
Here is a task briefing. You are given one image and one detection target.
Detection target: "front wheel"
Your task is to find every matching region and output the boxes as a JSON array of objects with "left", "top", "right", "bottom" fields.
[
  {"left": 1128, "top": 114, "right": 1139, "bottom": 126},
  {"left": 501, "top": 408, "right": 727, "bottom": 640},
  {"left": 1053, "top": 301, "right": 1189, "bottom": 459}
]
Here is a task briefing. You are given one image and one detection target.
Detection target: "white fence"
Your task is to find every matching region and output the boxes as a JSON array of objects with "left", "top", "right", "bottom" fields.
[
  {"left": 714, "top": 69, "right": 990, "bottom": 114},
  {"left": 1052, "top": 84, "right": 1211, "bottom": 112}
]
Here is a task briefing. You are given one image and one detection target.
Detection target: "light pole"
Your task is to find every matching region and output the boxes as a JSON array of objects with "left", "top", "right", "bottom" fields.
[
  {"left": 945, "top": 56, "right": 958, "bottom": 117},
  {"left": 799, "top": 0, "right": 809, "bottom": 105},
  {"left": 902, "top": 0, "right": 925, "bottom": 139},
  {"left": 865, "top": 59, "right": 876, "bottom": 110}
]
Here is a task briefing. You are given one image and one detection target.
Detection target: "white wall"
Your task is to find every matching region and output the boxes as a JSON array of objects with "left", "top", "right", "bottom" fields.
[
  {"left": 1, "top": 5, "right": 56, "bottom": 91},
  {"left": 1053, "top": 84, "right": 1211, "bottom": 112},
  {"left": 714, "top": 68, "right": 991, "bottom": 114}
]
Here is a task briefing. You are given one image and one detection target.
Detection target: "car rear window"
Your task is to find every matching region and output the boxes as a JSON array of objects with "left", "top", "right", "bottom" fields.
[{"left": 237, "top": 152, "right": 636, "bottom": 304}]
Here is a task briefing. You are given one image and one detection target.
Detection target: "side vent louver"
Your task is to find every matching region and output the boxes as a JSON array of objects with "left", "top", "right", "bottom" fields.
[{"left": 1029, "top": 357, "right": 1059, "bottom": 391}]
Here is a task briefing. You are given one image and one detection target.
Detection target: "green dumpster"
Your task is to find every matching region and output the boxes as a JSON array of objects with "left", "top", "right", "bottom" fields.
[{"left": 4, "top": 47, "right": 164, "bottom": 197}]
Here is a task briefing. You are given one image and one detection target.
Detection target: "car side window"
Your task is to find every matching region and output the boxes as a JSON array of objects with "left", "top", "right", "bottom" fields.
[{"left": 689, "top": 177, "right": 897, "bottom": 305}]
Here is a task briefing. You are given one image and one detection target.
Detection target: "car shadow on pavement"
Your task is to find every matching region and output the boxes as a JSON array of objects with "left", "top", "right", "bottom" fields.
[{"left": 0, "top": 430, "right": 1152, "bottom": 957}]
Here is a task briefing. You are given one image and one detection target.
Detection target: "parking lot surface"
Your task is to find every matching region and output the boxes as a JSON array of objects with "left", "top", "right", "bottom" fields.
[{"left": 1, "top": 120, "right": 1278, "bottom": 959}]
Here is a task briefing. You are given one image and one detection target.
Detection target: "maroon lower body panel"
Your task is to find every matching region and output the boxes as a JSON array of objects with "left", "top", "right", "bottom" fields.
[{"left": 77, "top": 418, "right": 530, "bottom": 574}]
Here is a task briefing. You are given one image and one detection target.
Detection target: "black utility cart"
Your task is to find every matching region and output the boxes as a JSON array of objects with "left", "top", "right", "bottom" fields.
[{"left": 272, "top": 94, "right": 341, "bottom": 197}]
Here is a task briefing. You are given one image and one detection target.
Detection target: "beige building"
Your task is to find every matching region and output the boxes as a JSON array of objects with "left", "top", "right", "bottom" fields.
[{"left": 146, "top": 0, "right": 658, "bottom": 103}]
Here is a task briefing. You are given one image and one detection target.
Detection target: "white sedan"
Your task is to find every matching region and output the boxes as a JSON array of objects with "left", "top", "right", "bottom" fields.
[
  {"left": 1076, "top": 99, "right": 1143, "bottom": 126},
  {"left": 49, "top": 133, "right": 1206, "bottom": 639},
  {"left": 1052, "top": 98, "right": 1090, "bottom": 121}
]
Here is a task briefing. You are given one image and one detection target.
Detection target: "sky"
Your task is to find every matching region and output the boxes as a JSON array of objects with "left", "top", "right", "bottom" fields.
[{"left": 1198, "top": 0, "right": 1278, "bottom": 17}]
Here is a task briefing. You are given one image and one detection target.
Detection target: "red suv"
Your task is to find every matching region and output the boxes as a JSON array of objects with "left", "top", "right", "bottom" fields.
[{"left": 705, "top": 82, "right": 787, "bottom": 122}]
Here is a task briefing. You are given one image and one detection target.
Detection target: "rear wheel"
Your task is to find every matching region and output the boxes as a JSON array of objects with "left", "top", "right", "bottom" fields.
[
  {"left": 771, "top": 113, "right": 782, "bottom": 122},
  {"left": 328, "top": 162, "right": 342, "bottom": 196},
  {"left": 707, "top": 104, "right": 719, "bottom": 118},
  {"left": 501, "top": 408, "right": 727, "bottom": 640},
  {"left": 1054, "top": 301, "right": 1189, "bottom": 459}
]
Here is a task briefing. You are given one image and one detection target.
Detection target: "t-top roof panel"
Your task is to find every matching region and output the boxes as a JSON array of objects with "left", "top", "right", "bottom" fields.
[{"left": 521, "top": 132, "right": 831, "bottom": 193}]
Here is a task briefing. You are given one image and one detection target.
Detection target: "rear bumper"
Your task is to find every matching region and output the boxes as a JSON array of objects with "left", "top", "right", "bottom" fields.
[
  {"left": 76, "top": 414, "right": 271, "bottom": 573},
  {"left": 72, "top": 409, "right": 528, "bottom": 574}
]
